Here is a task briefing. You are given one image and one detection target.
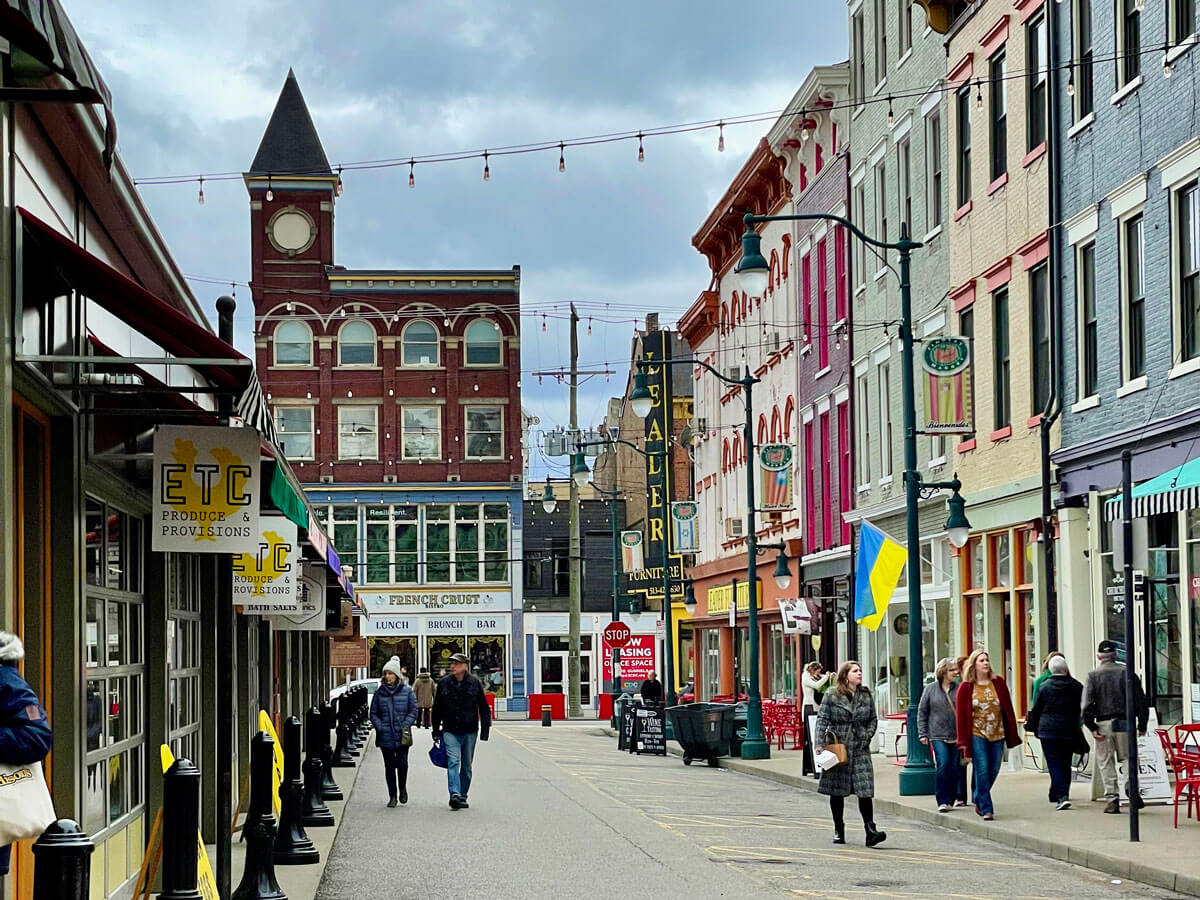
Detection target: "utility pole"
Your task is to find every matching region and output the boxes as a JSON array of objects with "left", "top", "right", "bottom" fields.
[{"left": 568, "top": 303, "right": 582, "bottom": 719}]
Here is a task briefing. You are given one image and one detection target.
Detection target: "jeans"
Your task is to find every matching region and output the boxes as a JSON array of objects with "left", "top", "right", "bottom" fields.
[
  {"left": 932, "top": 740, "right": 967, "bottom": 808},
  {"left": 1040, "top": 736, "right": 1073, "bottom": 803},
  {"left": 379, "top": 745, "right": 410, "bottom": 799},
  {"left": 444, "top": 731, "right": 478, "bottom": 799},
  {"left": 970, "top": 736, "right": 1004, "bottom": 816}
]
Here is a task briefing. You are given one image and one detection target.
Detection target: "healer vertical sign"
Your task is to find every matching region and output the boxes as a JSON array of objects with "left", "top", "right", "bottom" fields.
[{"left": 152, "top": 425, "right": 260, "bottom": 553}]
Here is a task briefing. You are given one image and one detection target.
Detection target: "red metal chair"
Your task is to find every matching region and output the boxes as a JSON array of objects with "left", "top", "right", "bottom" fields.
[
  {"left": 773, "top": 704, "right": 803, "bottom": 750},
  {"left": 1157, "top": 728, "right": 1200, "bottom": 828}
]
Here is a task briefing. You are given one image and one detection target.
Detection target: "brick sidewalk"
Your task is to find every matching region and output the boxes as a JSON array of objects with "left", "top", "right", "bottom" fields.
[{"left": 696, "top": 743, "right": 1200, "bottom": 896}]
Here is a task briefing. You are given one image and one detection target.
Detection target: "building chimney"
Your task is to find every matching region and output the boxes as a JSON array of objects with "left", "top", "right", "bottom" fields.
[{"left": 645, "top": 313, "right": 659, "bottom": 333}]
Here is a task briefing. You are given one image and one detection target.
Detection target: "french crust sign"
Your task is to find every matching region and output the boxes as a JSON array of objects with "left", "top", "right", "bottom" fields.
[{"left": 152, "top": 425, "right": 260, "bottom": 553}]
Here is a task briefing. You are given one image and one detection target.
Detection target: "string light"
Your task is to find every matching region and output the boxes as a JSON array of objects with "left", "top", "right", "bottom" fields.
[
  {"left": 408, "top": 159, "right": 415, "bottom": 189},
  {"left": 587, "top": 317, "right": 593, "bottom": 335},
  {"left": 799, "top": 112, "right": 810, "bottom": 142},
  {"left": 717, "top": 121, "right": 725, "bottom": 152},
  {"left": 482, "top": 150, "right": 490, "bottom": 181},
  {"left": 1134, "top": 0, "right": 1144, "bottom": 9},
  {"left": 637, "top": 132, "right": 645, "bottom": 162},
  {"left": 975, "top": 79, "right": 983, "bottom": 111},
  {"left": 1164, "top": 45, "right": 1174, "bottom": 78},
  {"left": 197, "top": 176, "right": 204, "bottom": 206},
  {"left": 542, "top": 314, "right": 547, "bottom": 332},
  {"left": 886, "top": 95, "right": 894, "bottom": 125},
  {"left": 265, "top": 175, "right": 273, "bottom": 202},
  {"left": 336, "top": 166, "right": 343, "bottom": 196},
  {"left": 558, "top": 142, "right": 566, "bottom": 173},
  {"left": 1066, "top": 71, "right": 1075, "bottom": 97}
]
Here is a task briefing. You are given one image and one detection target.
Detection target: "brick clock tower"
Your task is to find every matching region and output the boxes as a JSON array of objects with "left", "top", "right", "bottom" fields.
[{"left": 247, "top": 71, "right": 527, "bottom": 711}]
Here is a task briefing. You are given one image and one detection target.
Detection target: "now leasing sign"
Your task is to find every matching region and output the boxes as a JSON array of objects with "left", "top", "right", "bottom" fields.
[
  {"left": 152, "top": 425, "right": 260, "bottom": 553},
  {"left": 234, "top": 515, "right": 301, "bottom": 611}
]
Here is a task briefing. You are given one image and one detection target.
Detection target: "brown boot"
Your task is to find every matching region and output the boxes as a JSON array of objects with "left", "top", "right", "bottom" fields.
[{"left": 1103, "top": 799, "right": 1119, "bottom": 814}]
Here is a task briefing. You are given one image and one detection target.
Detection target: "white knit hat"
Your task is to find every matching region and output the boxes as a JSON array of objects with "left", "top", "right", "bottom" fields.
[
  {"left": 382, "top": 656, "right": 404, "bottom": 680},
  {"left": 0, "top": 631, "right": 25, "bottom": 663}
]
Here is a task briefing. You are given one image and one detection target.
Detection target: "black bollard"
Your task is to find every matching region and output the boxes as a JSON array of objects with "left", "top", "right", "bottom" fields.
[
  {"left": 319, "top": 701, "right": 343, "bottom": 801},
  {"left": 541, "top": 705, "right": 552, "bottom": 727},
  {"left": 346, "top": 690, "right": 363, "bottom": 757},
  {"left": 160, "top": 758, "right": 203, "bottom": 900},
  {"left": 273, "top": 716, "right": 319, "bottom": 865},
  {"left": 233, "top": 732, "right": 285, "bottom": 900},
  {"left": 331, "top": 695, "right": 356, "bottom": 768},
  {"left": 301, "top": 707, "right": 335, "bottom": 827},
  {"left": 32, "top": 819, "right": 94, "bottom": 900}
]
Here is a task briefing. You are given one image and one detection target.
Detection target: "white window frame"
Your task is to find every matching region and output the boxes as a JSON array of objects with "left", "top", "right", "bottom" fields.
[
  {"left": 1072, "top": 0, "right": 1094, "bottom": 126},
  {"left": 401, "top": 405, "right": 442, "bottom": 460},
  {"left": 400, "top": 319, "right": 441, "bottom": 367},
  {"left": 274, "top": 405, "right": 315, "bottom": 460},
  {"left": 337, "top": 405, "right": 379, "bottom": 460},
  {"left": 463, "top": 318, "right": 503, "bottom": 367},
  {"left": 273, "top": 319, "right": 313, "bottom": 367},
  {"left": 924, "top": 107, "right": 943, "bottom": 232},
  {"left": 878, "top": 359, "right": 893, "bottom": 481},
  {"left": 1173, "top": 180, "right": 1200, "bottom": 370},
  {"left": 1115, "top": 0, "right": 1142, "bottom": 92},
  {"left": 873, "top": 158, "right": 888, "bottom": 247},
  {"left": 852, "top": 10, "right": 867, "bottom": 105},
  {"left": 855, "top": 370, "right": 872, "bottom": 488},
  {"left": 873, "top": 0, "right": 888, "bottom": 89},
  {"left": 1076, "top": 240, "right": 1100, "bottom": 402},
  {"left": 897, "top": 136, "right": 912, "bottom": 236},
  {"left": 1170, "top": 0, "right": 1197, "bottom": 47},
  {"left": 464, "top": 405, "right": 505, "bottom": 460},
  {"left": 1114, "top": 190, "right": 1147, "bottom": 388},
  {"left": 337, "top": 318, "right": 377, "bottom": 367},
  {"left": 898, "top": 0, "right": 913, "bottom": 60},
  {"left": 852, "top": 178, "right": 868, "bottom": 289}
]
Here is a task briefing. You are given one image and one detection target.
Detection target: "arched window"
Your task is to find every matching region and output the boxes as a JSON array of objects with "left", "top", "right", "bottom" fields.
[
  {"left": 784, "top": 396, "right": 795, "bottom": 439},
  {"left": 720, "top": 302, "right": 728, "bottom": 335},
  {"left": 464, "top": 319, "right": 503, "bottom": 366},
  {"left": 338, "top": 319, "right": 376, "bottom": 366},
  {"left": 732, "top": 434, "right": 742, "bottom": 467},
  {"left": 401, "top": 320, "right": 440, "bottom": 367},
  {"left": 758, "top": 415, "right": 768, "bottom": 444},
  {"left": 769, "top": 250, "right": 780, "bottom": 293},
  {"left": 274, "top": 320, "right": 312, "bottom": 366},
  {"left": 770, "top": 407, "right": 782, "bottom": 443}
]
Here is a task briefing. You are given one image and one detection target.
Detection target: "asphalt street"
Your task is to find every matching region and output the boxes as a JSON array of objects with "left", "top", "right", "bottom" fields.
[{"left": 316, "top": 724, "right": 1188, "bottom": 900}]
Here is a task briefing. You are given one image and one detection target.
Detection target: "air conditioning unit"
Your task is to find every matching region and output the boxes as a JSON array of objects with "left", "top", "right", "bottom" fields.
[
  {"left": 319, "top": 475, "right": 334, "bottom": 484},
  {"left": 383, "top": 475, "right": 397, "bottom": 483},
  {"left": 725, "top": 366, "right": 742, "bottom": 381},
  {"left": 448, "top": 474, "right": 461, "bottom": 483},
  {"left": 725, "top": 517, "right": 745, "bottom": 537}
]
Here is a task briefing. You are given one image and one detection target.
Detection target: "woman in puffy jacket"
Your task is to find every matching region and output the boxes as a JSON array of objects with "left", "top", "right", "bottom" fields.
[{"left": 370, "top": 656, "right": 418, "bottom": 807}]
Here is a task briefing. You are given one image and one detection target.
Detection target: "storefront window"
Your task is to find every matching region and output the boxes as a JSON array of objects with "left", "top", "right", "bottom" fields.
[
  {"left": 1148, "top": 513, "right": 1182, "bottom": 724},
  {"left": 83, "top": 498, "right": 145, "bottom": 837},
  {"left": 1187, "top": 511, "right": 1200, "bottom": 720},
  {"left": 469, "top": 635, "right": 506, "bottom": 697},
  {"left": 768, "top": 624, "right": 796, "bottom": 699},
  {"left": 702, "top": 629, "right": 720, "bottom": 700},
  {"left": 395, "top": 506, "right": 419, "bottom": 583},
  {"left": 428, "top": 636, "right": 466, "bottom": 676},
  {"left": 331, "top": 505, "right": 358, "bottom": 575},
  {"left": 168, "top": 555, "right": 202, "bottom": 764},
  {"left": 425, "top": 506, "right": 451, "bottom": 583}
]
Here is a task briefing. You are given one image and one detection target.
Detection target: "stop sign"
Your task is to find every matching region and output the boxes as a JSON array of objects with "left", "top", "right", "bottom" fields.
[{"left": 603, "top": 622, "right": 632, "bottom": 648}]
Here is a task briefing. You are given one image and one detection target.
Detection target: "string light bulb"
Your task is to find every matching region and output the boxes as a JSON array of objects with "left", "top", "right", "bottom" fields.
[
  {"left": 717, "top": 121, "right": 725, "bottom": 152},
  {"left": 886, "top": 96, "right": 894, "bottom": 125},
  {"left": 265, "top": 176, "right": 273, "bottom": 202},
  {"left": 1134, "top": 0, "right": 1144, "bottom": 9},
  {"left": 408, "top": 159, "right": 415, "bottom": 189},
  {"left": 542, "top": 314, "right": 547, "bottom": 332},
  {"left": 558, "top": 142, "right": 566, "bottom": 173},
  {"left": 975, "top": 80, "right": 983, "bottom": 111},
  {"left": 637, "top": 132, "right": 645, "bottom": 162},
  {"left": 336, "top": 166, "right": 343, "bottom": 196},
  {"left": 197, "top": 177, "right": 204, "bottom": 206},
  {"left": 482, "top": 151, "right": 490, "bottom": 181},
  {"left": 1164, "top": 49, "right": 1174, "bottom": 78},
  {"left": 799, "top": 112, "right": 810, "bottom": 142},
  {"left": 587, "top": 317, "right": 593, "bottom": 335},
  {"left": 443, "top": 317, "right": 450, "bottom": 327},
  {"left": 1067, "top": 71, "right": 1075, "bottom": 97}
]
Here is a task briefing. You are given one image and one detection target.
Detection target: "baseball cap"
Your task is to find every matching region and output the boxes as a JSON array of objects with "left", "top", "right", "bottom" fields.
[
  {"left": 1097, "top": 640, "right": 1118, "bottom": 654},
  {"left": 449, "top": 653, "right": 469, "bottom": 664}
]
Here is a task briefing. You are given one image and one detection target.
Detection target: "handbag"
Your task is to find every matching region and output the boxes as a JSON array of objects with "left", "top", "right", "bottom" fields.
[
  {"left": 428, "top": 737, "right": 448, "bottom": 769},
  {"left": 0, "top": 760, "right": 55, "bottom": 845},
  {"left": 823, "top": 730, "right": 848, "bottom": 766},
  {"left": 401, "top": 726, "right": 413, "bottom": 748}
]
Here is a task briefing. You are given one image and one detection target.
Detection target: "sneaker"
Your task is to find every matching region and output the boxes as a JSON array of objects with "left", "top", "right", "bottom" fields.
[
  {"left": 459, "top": 798, "right": 470, "bottom": 809},
  {"left": 954, "top": 800, "right": 968, "bottom": 807},
  {"left": 1103, "top": 799, "right": 1120, "bottom": 814},
  {"left": 449, "top": 794, "right": 463, "bottom": 810},
  {"left": 982, "top": 813, "right": 994, "bottom": 820},
  {"left": 387, "top": 798, "right": 398, "bottom": 808},
  {"left": 1056, "top": 800, "right": 1071, "bottom": 811},
  {"left": 937, "top": 804, "right": 950, "bottom": 813}
]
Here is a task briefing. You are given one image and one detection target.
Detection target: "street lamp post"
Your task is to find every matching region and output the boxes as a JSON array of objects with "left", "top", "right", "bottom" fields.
[
  {"left": 734, "top": 213, "right": 970, "bottom": 793},
  {"left": 630, "top": 363, "right": 792, "bottom": 761}
]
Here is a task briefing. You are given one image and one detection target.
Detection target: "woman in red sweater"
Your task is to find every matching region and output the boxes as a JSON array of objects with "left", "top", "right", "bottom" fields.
[{"left": 955, "top": 649, "right": 1020, "bottom": 819}]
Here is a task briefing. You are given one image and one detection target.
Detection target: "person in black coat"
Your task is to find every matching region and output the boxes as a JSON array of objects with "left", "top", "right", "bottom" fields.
[
  {"left": 640, "top": 671, "right": 664, "bottom": 705},
  {"left": 432, "top": 653, "right": 491, "bottom": 810},
  {"left": 1025, "top": 654, "right": 1084, "bottom": 810},
  {"left": 369, "top": 656, "right": 418, "bottom": 807}
]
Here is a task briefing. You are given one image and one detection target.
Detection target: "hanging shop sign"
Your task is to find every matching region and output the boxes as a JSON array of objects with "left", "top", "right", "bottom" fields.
[
  {"left": 621, "top": 531, "right": 645, "bottom": 573},
  {"left": 670, "top": 501, "right": 700, "bottom": 554},
  {"left": 758, "top": 444, "right": 794, "bottom": 510},
  {"left": 356, "top": 589, "right": 512, "bottom": 615},
  {"left": 921, "top": 336, "right": 974, "bottom": 434},
  {"left": 152, "top": 425, "right": 260, "bottom": 553},
  {"left": 269, "top": 560, "right": 326, "bottom": 631},
  {"left": 780, "top": 598, "right": 822, "bottom": 634},
  {"left": 234, "top": 515, "right": 300, "bottom": 611},
  {"left": 707, "top": 580, "right": 762, "bottom": 616}
]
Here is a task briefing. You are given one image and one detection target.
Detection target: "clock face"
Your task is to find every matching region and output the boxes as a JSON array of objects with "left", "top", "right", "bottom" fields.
[{"left": 270, "top": 210, "right": 314, "bottom": 252}]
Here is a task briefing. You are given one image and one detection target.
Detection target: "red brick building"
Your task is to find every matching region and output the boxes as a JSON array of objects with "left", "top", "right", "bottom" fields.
[{"left": 248, "top": 72, "right": 528, "bottom": 707}]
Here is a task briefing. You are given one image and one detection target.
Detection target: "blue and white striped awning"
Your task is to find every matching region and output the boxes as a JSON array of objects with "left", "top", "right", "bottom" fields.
[{"left": 1103, "top": 458, "right": 1200, "bottom": 521}]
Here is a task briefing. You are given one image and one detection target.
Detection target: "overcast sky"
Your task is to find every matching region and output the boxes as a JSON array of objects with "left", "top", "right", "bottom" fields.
[{"left": 69, "top": 1, "right": 847, "bottom": 482}]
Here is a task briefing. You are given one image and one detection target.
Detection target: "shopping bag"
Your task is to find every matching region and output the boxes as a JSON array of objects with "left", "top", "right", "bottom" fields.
[
  {"left": 429, "top": 738, "right": 447, "bottom": 768},
  {"left": 0, "top": 761, "right": 55, "bottom": 844}
]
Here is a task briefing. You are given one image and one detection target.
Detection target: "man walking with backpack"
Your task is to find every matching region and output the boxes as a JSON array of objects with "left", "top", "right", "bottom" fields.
[{"left": 432, "top": 653, "right": 491, "bottom": 810}]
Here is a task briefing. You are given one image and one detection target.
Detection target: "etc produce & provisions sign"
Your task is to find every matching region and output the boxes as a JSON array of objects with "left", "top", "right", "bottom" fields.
[
  {"left": 234, "top": 515, "right": 301, "bottom": 611},
  {"left": 152, "top": 425, "right": 260, "bottom": 553}
]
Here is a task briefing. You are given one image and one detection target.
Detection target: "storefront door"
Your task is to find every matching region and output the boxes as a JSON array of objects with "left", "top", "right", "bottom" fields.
[{"left": 537, "top": 639, "right": 592, "bottom": 704}]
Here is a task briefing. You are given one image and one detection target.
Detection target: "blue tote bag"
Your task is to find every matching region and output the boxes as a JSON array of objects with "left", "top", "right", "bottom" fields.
[{"left": 429, "top": 737, "right": 448, "bottom": 768}]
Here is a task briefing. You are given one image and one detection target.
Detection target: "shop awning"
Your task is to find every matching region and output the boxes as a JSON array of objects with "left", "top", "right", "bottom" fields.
[
  {"left": 1103, "top": 457, "right": 1200, "bottom": 521},
  {"left": 18, "top": 208, "right": 251, "bottom": 389}
]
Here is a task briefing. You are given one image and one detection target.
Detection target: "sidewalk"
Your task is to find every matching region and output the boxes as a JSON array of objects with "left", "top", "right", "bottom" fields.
[{"left": 693, "top": 742, "right": 1200, "bottom": 896}]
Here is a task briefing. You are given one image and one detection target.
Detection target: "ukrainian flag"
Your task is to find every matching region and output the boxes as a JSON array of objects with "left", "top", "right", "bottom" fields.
[{"left": 854, "top": 521, "right": 908, "bottom": 631}]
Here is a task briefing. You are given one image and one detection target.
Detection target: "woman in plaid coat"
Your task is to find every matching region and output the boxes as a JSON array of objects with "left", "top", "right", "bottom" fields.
[{"left": 813, "top": 661, "right": 886, "bottom": 847}]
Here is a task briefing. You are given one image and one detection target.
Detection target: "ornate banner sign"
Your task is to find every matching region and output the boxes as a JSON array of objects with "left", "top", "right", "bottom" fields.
[
  {"left": 152, "top": 425, "right": 260, "bottom": 553},
  {"left": 620, "top": 531, "right": 645, "bottom": 573},
  {"left": 921, "top": 336, "right": 974, "bottom": 434},
  {"left": 670, "top": 501, "right": 699, "bottom": 554},
  {"left": 234, "top": 515, "right": 301, "bottom": 611},
  {"left": 758, "top": 444, "right": 794, "bottom": 510}
]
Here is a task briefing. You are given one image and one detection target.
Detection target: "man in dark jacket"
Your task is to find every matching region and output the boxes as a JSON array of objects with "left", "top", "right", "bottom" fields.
[
  {"left": 1026, "top": 655, "right": 1083, "bottom": 810},
  {"left": 1083, "top": 640, "right": 1149, "bottom": 813},
  {"left": 0, "top": 631, "right": 52, "bottom": 876},
  {"left": 432, "top": 653, "right": 491, "bottom": 810},
  {"left": 640, "top": 671, "right": 664, "bottom": 705}
]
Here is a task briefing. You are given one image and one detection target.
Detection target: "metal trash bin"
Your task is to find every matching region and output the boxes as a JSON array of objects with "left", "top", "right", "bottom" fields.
[{"left": 666, "top": 702, "right": 736, "bottom": 767}]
